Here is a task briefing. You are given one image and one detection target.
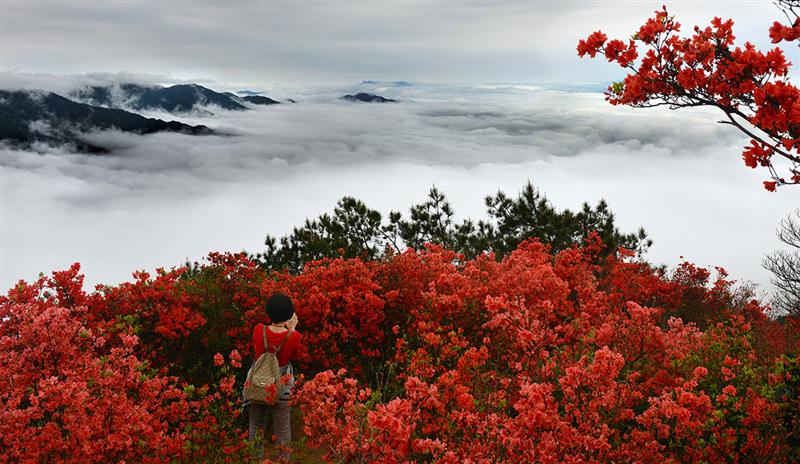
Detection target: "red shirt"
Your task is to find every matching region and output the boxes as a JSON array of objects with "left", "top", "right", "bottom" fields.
[{"left": 252, "top": 323, "right": 303, "bottom": 367}]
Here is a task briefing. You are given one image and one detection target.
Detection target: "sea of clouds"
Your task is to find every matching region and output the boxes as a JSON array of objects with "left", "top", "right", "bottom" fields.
[{"left": 2, "top": 75, "right": 798, "bottom": 298}]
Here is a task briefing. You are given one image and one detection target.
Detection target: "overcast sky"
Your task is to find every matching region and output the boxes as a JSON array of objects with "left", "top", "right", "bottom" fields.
[{"left": 0, "top": 1, "right": 787, "bottom": 87}]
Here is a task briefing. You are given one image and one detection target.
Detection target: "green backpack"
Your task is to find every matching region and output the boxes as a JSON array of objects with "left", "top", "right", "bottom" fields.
[{"left": 243, "top": 326, "right": 292, "bottom": 405}]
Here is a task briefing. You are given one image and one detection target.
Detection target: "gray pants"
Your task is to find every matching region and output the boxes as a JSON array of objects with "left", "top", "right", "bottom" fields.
[
  {"left": 248, "top": 399, "right": 291, "bottom": 460},
  {"left": 247, "top": 364, "right": 293, "bottom": 460}
]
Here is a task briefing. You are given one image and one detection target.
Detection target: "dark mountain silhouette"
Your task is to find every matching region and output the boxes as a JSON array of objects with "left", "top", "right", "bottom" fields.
[
  {"left": 72, "top": 83, "right": 248, "bottom": 113},
  {"left": 341, "top": 93, "right": 397, "bottom": 103},
  {"left": 0, "top": 90, "right": 211, "bottom": 153},
  {"left": 242, "top": 95, "right": 281, "bottom": 106}
]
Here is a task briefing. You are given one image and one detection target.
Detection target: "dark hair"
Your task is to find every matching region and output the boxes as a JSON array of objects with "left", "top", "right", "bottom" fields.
[{"left": 265, "top": 293, "right": 295, "bottom": 323}]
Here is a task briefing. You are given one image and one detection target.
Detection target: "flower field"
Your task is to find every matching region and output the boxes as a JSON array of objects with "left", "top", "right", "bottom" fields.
[{"left": 1, "top": 236, "right": 798, "bottom": 463}]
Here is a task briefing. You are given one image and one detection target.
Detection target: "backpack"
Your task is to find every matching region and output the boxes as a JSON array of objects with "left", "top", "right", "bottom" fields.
[{"left": 243, "top": 325, "right": 293, "bottom": 405}]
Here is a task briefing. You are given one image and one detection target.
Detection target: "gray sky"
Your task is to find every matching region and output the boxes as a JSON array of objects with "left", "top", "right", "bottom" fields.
[{"left": 1, "top": 1, "right": 786, "bottom": 86}]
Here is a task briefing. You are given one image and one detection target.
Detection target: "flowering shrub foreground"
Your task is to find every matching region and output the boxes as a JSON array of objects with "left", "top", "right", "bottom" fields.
[{"left": 1, "top": 237, "right": 798, "bottom": 462}]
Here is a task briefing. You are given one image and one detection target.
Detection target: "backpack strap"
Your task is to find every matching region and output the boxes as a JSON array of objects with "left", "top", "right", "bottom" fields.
[
  {"left": 275, "top": 329, "right": 293, "bottom": 354},
  {"left": 264, "top": 324, "right": 293, "bottom": 354}
]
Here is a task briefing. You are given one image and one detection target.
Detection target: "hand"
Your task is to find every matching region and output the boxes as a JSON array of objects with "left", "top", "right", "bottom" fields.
[{"left": 286, "top": 313, "right": 298, "bottom": 331}]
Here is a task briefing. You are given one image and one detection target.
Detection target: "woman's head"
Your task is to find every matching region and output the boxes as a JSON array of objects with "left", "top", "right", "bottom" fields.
[{"left": 266, "top": 293, "right": 295, "bottom": 323}]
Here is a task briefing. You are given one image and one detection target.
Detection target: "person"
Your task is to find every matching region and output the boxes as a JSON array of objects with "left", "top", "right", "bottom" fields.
[{"left": 247, "top": 293, "right": 303, "bottom": 461}]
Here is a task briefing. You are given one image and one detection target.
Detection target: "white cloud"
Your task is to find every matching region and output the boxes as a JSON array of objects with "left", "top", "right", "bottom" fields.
[
  {"left": 1, "top": 2, "right": 785, "bottom": 84},
  {"left": 0, "top": 71, "right": 182, "bottom": 94},
  {"left": 1, "top": 82, "right": 797, "bottom": 300}
]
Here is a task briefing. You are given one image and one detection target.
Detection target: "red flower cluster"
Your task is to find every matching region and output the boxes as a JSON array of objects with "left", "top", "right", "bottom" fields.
[
  {"left": 770, "top": 18, "right": 800, "bottom": 43},
  {"left": 578, "top": 6, "right": 800, "bottom": 190},
  {"left": 294, "top": 239, "right": 799, "bottom": 463},
  {"left": 0, "top": 300, "right": 191, "bottom": 462},
  {"left": 1, "top": 264, "right": 251, "bottom": 463},
  {"left": 2, "top": 237, "right": 798, "bottom": 462},
  {"left": 255, "top": 257, "right": 386, "bottom": 375}
]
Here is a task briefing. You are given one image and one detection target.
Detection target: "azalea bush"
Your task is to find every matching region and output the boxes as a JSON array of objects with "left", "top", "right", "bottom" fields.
[
  {"left": 0, "top": 265, "right": 250, "bottom": 463},
  {"left": 1, "top": 235, "right": 798, "bottom": 462},
  {"left": 294, "top": 239, "right": 800, "bottom": 463}
]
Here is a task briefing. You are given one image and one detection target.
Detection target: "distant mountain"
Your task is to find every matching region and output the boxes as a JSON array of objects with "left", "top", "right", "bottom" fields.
[
  {"left": 0, "top": 90, "right": 211, "bottom": 153},
  {"left": 360, "top": 80, "right": 413, "bottom": 87},
  {"left": 341, "top": 93, "right": 397, "bottom": 103},
  {"left": 71, "top": 83, "right": 248, "bottom": 113},
  {"left": 242, "top": 95, "right": 281, "bottom": 106},
  {"left": 238, "top": 90, "right": 262, "bottom": 96}
]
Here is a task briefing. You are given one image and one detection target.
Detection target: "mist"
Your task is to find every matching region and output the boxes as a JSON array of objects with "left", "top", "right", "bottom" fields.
[{"left": 2, "top": 82, "right": 797, "bottom": 298}]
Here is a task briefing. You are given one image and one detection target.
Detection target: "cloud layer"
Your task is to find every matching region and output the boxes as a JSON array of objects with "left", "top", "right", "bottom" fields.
[
  {"left": 2, "top": 81, "right": 797, "bottom": 297},
  {"left": 1, "top": 2, "right": 787, "bottom": 85}
]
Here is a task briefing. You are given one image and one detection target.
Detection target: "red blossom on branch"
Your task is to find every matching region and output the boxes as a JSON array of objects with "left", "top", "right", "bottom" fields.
[{"left": 578, "top": 5, "right": 800, "bottom": 190}]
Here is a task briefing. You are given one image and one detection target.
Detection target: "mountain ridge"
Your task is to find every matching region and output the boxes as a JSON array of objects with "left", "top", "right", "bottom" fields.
[
  {"left": 71, "top": 83, "right": 248, "bottom": 113},
  {"left": 341, "top": 92, "right": 397, "bottom": 103},
  {"left": 0, "top": 89, "right": 212, "bottom": 153}
]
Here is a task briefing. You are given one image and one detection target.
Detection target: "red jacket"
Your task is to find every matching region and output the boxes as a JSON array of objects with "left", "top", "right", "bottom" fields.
[{"left": 252, "top": 323, "right": 303, "bottom": 367}]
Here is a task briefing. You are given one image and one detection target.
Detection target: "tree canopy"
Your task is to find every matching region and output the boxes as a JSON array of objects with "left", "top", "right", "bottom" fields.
[{"left": 256, "top": 181, "right": 651, "bottom": 272}]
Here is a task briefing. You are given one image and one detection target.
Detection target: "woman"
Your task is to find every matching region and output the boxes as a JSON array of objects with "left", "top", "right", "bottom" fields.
[{"left": 248, "top": 293, "right": 303, "bottom": 461}]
